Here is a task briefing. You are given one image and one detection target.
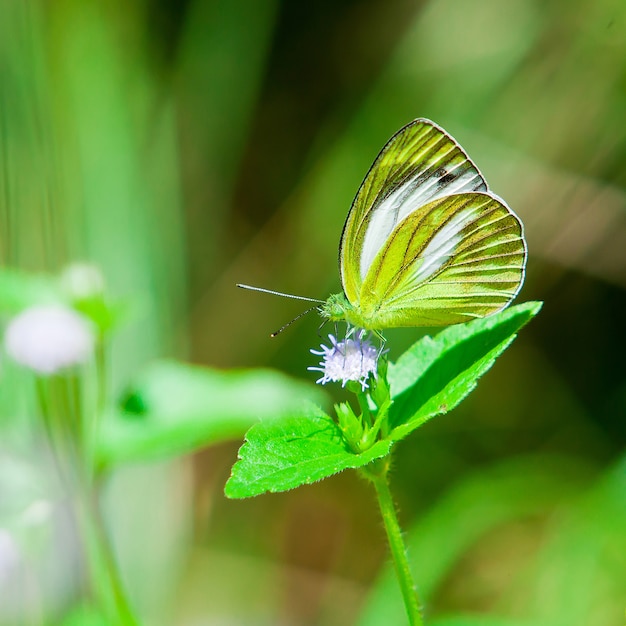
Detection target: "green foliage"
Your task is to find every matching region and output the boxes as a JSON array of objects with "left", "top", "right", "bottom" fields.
[
  {"left": 357, "top": 454, "right": 626, "bottom": 626},
  {"left": 60, "top": 605, "right": 109, "bottom": 626},
  {"left": 72, "top": 296, "right": 130, "bottom": 336},
  {"left": 224, "top": 405, "right": 391, "bottom": 498},
  {"left": 1, "top": 0, "right": 621, "bottom": 621},
  {"left": 0, "top": 269, "right": 61, "bottom": 313},
  {"left": 428, "top": 618, "right": 552, "bottom": 626},
  {"left": 97, "top": 360, "right": 326, "bottom": 470},
  {"left": 227, "top": 302, "right": 542, "bottom": 499},
  {"left": 0, "top": 267, "right": 127, "bottom": 336},
  {"left": 388, "top": 301, "right": 542, "bottom": 439}
]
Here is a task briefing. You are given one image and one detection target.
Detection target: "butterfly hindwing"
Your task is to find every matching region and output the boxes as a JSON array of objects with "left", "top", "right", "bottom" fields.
[
  {"left": 358, "top": 192, "right": 526, "bottom": 328},
  {"left": 340, "top": 119, "right": 488, "bottom": 303}
]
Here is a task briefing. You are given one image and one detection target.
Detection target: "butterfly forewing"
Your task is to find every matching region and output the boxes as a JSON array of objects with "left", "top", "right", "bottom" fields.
[
  {"left": 340, "top": 119, "right": 488, "bottom": 303},
  {"left": 358, "top": 193, "right": 526, "bottom": 328}
]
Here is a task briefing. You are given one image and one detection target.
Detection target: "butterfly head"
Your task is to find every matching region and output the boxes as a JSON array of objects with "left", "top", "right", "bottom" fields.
[
  {"left": 320, "top": 293, "right": 353, "bottom": 324},
  {"left": 322, "top": 292, "right": 388, "bottom": 331}
]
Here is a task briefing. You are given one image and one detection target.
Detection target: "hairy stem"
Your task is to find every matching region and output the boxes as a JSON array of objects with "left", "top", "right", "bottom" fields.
[{"left": 366, "top": 462, "right": 423, "bottom": 626}]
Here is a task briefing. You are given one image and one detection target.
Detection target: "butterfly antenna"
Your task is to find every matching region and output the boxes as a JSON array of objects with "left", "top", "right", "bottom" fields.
[
  {"left": 271, "top": 306, "right": 319, "bottom": 337},
  {"left": 236, "top": 284, "right": 325, "bottom": 304}
]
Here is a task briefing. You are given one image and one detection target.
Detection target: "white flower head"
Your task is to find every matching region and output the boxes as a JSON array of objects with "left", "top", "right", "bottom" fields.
[
  {"left": 60, "top": 263, "right": 105, "bottom": 300},
  {"left": 4, "top": 305, "right": 95, "bottom": 375},
  {"left": 309, "top": 330, "right": 379, "bottom": 391}
]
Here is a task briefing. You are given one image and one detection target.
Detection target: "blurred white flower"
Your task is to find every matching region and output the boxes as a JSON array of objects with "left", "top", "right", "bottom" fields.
[
  {"left": 4, "top": 305, "right": 95, "bottom": 374},
  {"left": 60, "top": 263, "right": 105, "bottom": 300},
  {"left": 309, "top": 330, "right": 378, "bottom": 391}
]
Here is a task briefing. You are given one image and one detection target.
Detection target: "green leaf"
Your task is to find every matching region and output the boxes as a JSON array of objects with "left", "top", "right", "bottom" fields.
[
  {"left": 225, "top": 302, "right": 541, "bottom": 499},
  {"left": 387, "top": 301, "right": 542, "bottom": 441},
  {"left": 0, "top": 269, "right": 62, "bottom": 314},
  {"left": 96, "top": 360, "right": 327, "bottom": 470},
  {"left": 225, "top": 404, "right": 391, "bottom": 498},
  {"left": 73, "top": 295, "right": 132, "bottom": 335}
]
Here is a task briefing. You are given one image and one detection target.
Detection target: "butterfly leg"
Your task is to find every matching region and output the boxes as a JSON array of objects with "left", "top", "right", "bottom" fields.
[
  {"left": 345, "top": 324, "right": 357, "bottom": 339},
  {"left": 317, "top": 319, "right": 329, "bottom": 338},
  {"left": 371, "top": 329, "right": 387, "bottom": 358}
]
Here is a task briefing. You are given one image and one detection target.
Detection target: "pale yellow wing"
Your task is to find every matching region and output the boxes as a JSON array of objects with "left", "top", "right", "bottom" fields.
[
  {"left": 356, "top": 192, "right": 526, "bottom": 328},
  {"left": 340, "top": 119, "right": 487, "bottom": 304}
]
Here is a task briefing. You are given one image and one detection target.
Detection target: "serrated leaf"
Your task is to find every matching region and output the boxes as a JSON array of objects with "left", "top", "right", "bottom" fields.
[
  {"left": 96, "top": 360, "right": 327, "bottom": 470},
  {"left": 225, "top": 404, "right": 391, "bottom": 498},
  {"left": 387, "top": 301, "right": 542, "bottom": 441}
]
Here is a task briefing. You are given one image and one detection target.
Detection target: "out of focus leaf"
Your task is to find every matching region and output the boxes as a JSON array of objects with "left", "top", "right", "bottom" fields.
[
  {"left": 429, "top": 617, "right": 552, "bottom": 626},
  {"left": 358, "top": 454, "right": 593, "bottom": 626},
  {"left": 60, "top": 605, "right": 109, "bottom": 626},
  {"left": 73, "top": 295, "right": 132, "bottom": 335},
  {"left": 521, "top": 455, "right": 626, "bottom": 626},
  {"left": 96, "top": 360, "right": 327, "bottom": 470},
  {"left": 388, "top": 301, "right": 542, "bottom": 441},
  {"left": 0, "top": 270, "right": 61, "bottom": 314},
  {"left": 225, "top": 404, "right": 391, "bottom": 498}
]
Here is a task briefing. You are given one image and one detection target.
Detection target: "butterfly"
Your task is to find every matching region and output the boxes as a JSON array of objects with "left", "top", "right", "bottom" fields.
[{"left": 240, "top": 118, "right": 526, "bottom": 333}]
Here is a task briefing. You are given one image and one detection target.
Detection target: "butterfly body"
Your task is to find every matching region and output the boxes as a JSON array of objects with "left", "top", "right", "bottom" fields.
[
  {"left": 321, "top": 291, "right": 423, "bottom": 331},
  {"left": 324, "top": 119, "right": 527, "bottom": 331}
]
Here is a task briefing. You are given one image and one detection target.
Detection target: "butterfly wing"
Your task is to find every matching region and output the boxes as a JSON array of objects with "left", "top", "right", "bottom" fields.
[
  {"left": 340, "top": 119, "right": 488, "bottom": 303},
  {"left": 357, "top": 192, "right": 526, "bottom": 328}
]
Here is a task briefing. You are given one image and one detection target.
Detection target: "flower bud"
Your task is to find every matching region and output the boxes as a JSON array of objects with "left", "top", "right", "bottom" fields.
[{"left": 4, "top": 305, "right": 95, "bottom": 374}]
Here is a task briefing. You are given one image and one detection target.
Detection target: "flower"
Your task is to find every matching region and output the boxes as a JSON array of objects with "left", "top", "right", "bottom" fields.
[
  {"left": 4, "top": 305, "right": 95, "bottom": 374},
  {"left": 60, "top": 263, "right": 105, "bottom": 301},
  {"left": 309, "top": 330, "right": 378, "bottom": 391}
]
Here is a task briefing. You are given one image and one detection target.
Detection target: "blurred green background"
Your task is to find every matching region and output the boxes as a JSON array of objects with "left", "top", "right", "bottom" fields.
[{"left": 0, "top": 0, "right": 624, "bottom": 624}]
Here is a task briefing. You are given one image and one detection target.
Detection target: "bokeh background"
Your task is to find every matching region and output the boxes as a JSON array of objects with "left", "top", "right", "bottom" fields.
[{"left": 1, "top": 0, "right": 625, "bottom": 624}]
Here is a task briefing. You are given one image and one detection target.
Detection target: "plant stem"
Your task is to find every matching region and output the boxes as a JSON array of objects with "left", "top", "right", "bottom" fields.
[
  {"left": 75, "top": 478, "right": 139, "bottom": 625},
  {"left": 367, "top": 463, "right": 424, "bottom": 626},
  {"left": 36, "top": 372, "right": 138, "bottom": 625}
]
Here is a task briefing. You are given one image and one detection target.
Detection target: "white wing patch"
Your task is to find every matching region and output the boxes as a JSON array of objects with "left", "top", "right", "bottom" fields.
[
  {"left": 411, "top": 207, "right": 477, "bottom": 283},
  {"left": 359, "top": 166, "right": 484, "bottom": 280}
]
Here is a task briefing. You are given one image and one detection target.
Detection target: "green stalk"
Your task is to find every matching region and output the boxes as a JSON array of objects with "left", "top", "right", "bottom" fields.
[
  {"left": 36, "top": 370, "right": 138, "bottom": 625},
  {"left": 88, "top": 338, "right": 108, "bottom": 479},
  {"left": 366, "top": 462, "right": 424, "bottom": 626},
  {"left": 355, "top": 389, "right": 373, "bottom": 427},
  {"left": 78, "top": 342, "right": 138, "bottom": 626},
  {"left": 74, "top": 478, "right": 139, "bottom": 626}
]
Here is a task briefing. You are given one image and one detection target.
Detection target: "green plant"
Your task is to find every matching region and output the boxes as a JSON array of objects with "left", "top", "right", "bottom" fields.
[{"left": 226, "top": 301, "right": 542, "bottom": 624}]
